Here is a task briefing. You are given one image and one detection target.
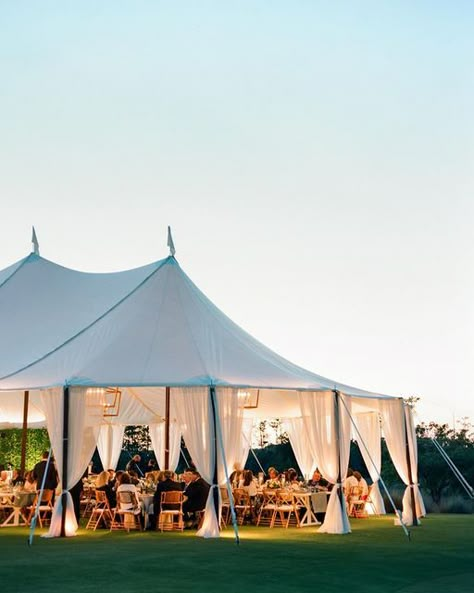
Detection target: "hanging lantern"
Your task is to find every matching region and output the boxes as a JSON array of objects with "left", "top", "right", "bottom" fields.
[
  {"left": 86, "top": 387, "right": 122, "bottom": 417},
  {"left": 237, "top": 389, "right": 259, "bottom": 409}
]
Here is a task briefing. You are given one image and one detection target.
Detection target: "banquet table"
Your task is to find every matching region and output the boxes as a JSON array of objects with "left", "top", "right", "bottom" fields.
[
  {"left": 0, "top": 490, "right": 34, "bottom": 527},
  {"left": 293, "top": 491, "right": 320, "bottom": 527},
  {"left": 139, "top": 493, "right": 154, "bottom": 529}
]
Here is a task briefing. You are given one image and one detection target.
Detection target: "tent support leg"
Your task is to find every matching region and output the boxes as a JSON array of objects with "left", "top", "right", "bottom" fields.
[
  {"left": 164, "top": 387, "right": 170, "bottom": 469},
  {"left": 20, "top": 390, "right": 29, "bottom": 476},
  {"left": 209, "top": 386, "right": 219, "bottom": 520},
  {"left": 403, "top": 403, "right": 419, "bottom": 526},
  {"left": 60, "top": 386, "right": 70, "bottom": 537}
]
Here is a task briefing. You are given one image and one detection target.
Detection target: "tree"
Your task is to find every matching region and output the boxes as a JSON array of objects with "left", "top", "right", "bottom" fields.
[{"left": 0, "top": 428, "right": 50, "bottom": 471}]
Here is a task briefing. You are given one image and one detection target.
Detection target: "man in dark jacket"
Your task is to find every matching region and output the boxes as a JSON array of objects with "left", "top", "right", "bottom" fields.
[
  {"left": 32, "top": 451, "right": 59, "bottom": 492},
  {"left": 182, "top": 468, "right": 210, "bottom": 526},
  {"left": 148, "top": 470, "right": 183, "bottom": 529}
]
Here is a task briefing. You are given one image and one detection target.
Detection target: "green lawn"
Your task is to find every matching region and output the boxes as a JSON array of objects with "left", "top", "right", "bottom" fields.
[{"left": 0, "top": 515, "right": 472, "bottom": 593}]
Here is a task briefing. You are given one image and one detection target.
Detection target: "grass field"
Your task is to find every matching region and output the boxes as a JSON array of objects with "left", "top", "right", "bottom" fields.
[{"left": 0, "top": 515, "right": 472, "bottom": 593}]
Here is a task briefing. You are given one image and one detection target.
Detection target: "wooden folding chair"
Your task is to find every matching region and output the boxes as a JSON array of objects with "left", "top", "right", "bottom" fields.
[
  {"left": 86, "top": 490, "right": 113, "bottom": 530},
  {"left": 158, "top": 490, "right": 184, "bottom": 532},
  {"left": 233, "top": 488, "right": 252, "bottom": 525},
  {"left": 256, "top": 489, "right": 279, "bottom": 526},
  {"left": 348, "top": 486, "right": 367, "bottom": 518},
  {"left": 271, "top": 490, "right": 301, "bottom": 528},
  {"left": 110, "top": 490, "right": 142, "bottom": 532},
  {"left": 220, "top": 487, "right": 231, "bottom": 527},
  {"left": 27, "top": 489, "right": 54, "bottom": 527}
]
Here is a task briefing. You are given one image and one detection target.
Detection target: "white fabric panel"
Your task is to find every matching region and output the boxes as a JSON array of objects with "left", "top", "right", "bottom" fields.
[
  {"left": 149, "top": 420, "right": 181, "bottom": 471},
  {"left": 0, "top": 255, "right": 164, "bottom": 382},
  {"left": 380, "top": 399, "right": 425, "bottom": 525},
  {"left": 299, "top": 391, "right": 351, "bottom": 534},
  {"left": 239, "top": 418, "right": 254, "bottom": 468},
  {"left": 282, "top": 417, "right": 317, "bottom": 478},
  {"left": 0, "top": 390, "right": 46, "bottom": 428},
  {"left": 215, "top": 387, "right": 245, "bottom": 485},
  {"left": 173, "top": 387, "right": 219, "bottom": 538},
  {"left": 353, "top": 411, "right": 386, "bottom": 514},
  {"left": 405, "top": 405, "right": 426, "bottom": 519},
  {"left": 44, "top": 387, "right": 101, "bottom": 538},
  {"left": 97, "top": 424, "right": 125, "bottom": 470}
]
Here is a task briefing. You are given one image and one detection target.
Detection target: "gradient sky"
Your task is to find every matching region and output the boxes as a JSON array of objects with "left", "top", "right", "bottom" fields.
[{"left": 1, "top": 2, "right": 473, "bottom": 424}]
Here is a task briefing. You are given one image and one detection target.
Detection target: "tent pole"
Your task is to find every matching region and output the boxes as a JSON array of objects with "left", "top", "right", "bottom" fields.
[
  {"left": 403, "top": 403, "right": 419, "bottom": 527},
  {"left": 209, "top": 386, "right": 219, "bottom": 520},
  {"left": 333, "top": 390, "right": 345, "bottom": 510},
  {"left": 20, "top": 390, "right": 29, "bottom": 476},
  {"left": 164, "top": 387, "right": 170, "bottom": 469},
  {"left": 60, "top": 386, "right": 70, "bottom": 537}
]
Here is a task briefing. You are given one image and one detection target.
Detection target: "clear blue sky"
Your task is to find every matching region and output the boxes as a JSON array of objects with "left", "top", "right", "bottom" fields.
[{"left": 1, "top": 1, "right": 473, "bottom": 424}]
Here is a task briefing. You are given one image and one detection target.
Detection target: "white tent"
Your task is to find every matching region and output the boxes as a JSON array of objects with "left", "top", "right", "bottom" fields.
[{"left": 0, "top": 249, "right": 425, "bottom": 537}]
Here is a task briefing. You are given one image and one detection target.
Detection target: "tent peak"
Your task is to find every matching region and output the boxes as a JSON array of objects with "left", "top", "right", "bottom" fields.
[
  {"left": 167, "top": 226, "right": 176, "bottom": 257},
  {"left": 31, "top": 226, "right": 40, "bottom": 255}
]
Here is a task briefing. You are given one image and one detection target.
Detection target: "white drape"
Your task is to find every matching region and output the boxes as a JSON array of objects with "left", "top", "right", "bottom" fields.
[
  {"left": 97, "top": 424, "right": 125, "bottom": 470},
  {"left": 239, "top": 417, "right": 254, "bottom": 468},
  {"left": 149, "top": 419, "right": 181, "bottom": 471},
  {"left": 43, "top": 387, "right": 101, "bottom": 537},
  {"left": 174, "top": 386, "right": 245, "bottom": 538},
  {"left": 282, "top": 417, "right": 317, "bottom": 479},
  {"left": 353, "top": 412, "right": 386, "bottom": 514},
  {"left": 405, "top": 404, "right": 426, "bottom": 520},
  {"left": 174, "top": 386, "right": 219, "bottom": 537},
  {"left": 380, "top": 399, "right": 425, "bottom": 525},
  {"left": 299, "top": 391, "right": 351, "bottom": 534}
]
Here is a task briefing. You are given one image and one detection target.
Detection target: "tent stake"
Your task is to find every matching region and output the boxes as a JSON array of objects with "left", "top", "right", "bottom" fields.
[{"left": 60, "top": 386, "right": 70, "bottom": 537}]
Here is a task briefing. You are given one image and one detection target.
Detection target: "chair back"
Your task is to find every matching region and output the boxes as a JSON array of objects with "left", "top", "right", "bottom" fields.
[
  {"left": 37, "top": 489, "right": 54, "bottom": 505},
  {"left": 161, "top": 490, "right": 183, "bottom": 505},
  {"left": 233, "top": 488, "right": 251, "bottom": 506},
  {"left": 117, "top": 490, "right": 139, "bottom": 509},
  {"left": 95, "top": 489, "right": 110, "bottom": 505}
]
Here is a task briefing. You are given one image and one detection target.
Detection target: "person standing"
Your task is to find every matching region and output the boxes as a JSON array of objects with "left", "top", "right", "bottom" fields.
[
  {"left": 125, "top": 454, "right": 143, "bottom": 476},
  {"left": 32, "top": 451, "right": 59, "bottom": 493}
]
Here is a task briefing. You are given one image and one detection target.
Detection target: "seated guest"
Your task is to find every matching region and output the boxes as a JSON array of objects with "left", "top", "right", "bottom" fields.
[
  {"left": 107, "top": 469, "right": 116, "bottom": 484},
  {"left": 265, "top": 466, "right": 281, "bottom": 487},
  {"left": 240, "top": 470, "right": 258, "bottom": 498},
  {"left": 344, "top": 468, "right": 359, "bottom": 497},
  {"left": 308, "top": 469, "right": 329, "bottom": 491},
  {"left": 11, "top": 469, "right": 24, "bottom": 486},
  {"left": 229, "top": 462, "right": 243, "bottom": 488},
  {"left": 147, "top": 458, "right": 158, "bottom": 472},
  {"left": 113, "top": 470, "right": 125, "bottom": 492},
  {"left": 128, "top": 470, "right": 141, "bottom": 486},
  {"left": 286, "top": 468, "right": 300, "bottom": 489},
  {"left": 149, "top": 470, "right": 183, "bottom": 529},
  {"left": 353, "top": 471, "right": 369, "bottom": 497},
  {"left": 182, "top": 468, "right": 210, "bottom": 526},
  {"left": 116, "top": 473, "right": 143, "bottom": 527},
  {"left": 23, "top": 471, "right": 37, "bottom": 492},
  {"left": 96, "top": 470, "right": 116, "bottom": 508}
]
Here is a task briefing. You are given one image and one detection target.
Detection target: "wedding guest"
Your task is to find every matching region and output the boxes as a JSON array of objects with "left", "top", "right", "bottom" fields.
[
  {"left": 308, "top": 469, "right": 329, "bottom": 491},
  {"left": 23, "top": 471, "right": 37, "bottom": 492},
  {"left": 149, "top": 470, "right": 183, "bottom": 529},
  {"left": 96, "top": 470, "right": 116, "bottom": 507},
  {"left": 182, "top": 468, "right": 210, "bottom": 527},
  {"left": 32, "top": 451, "right": 59, "bottom": 493},
  {"left": 353, "top": 471, "right": 369, "bottom": 497},
  {"left": 229, "top": 462, "right": 243, "bottom": 488},
  {"left": 344, "top": 468, "right": 359, "bottom": 498},
  {"left": 125, "top": 454, "right": 143, "bottom": 476},
  {"left": 240, "top": 470, "right": 258, "bottom": 498}
]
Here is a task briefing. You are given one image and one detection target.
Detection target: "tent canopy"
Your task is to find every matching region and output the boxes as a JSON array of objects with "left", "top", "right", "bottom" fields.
[{"left": 0, "top": 251, "right": 394, "bottom": 399}]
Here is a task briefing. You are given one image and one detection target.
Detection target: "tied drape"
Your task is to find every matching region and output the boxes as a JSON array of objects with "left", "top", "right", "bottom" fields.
[
  {"left": 353, "top": 411, "right": 386, "bottom": 514},
  {"left": 42, "top": 387, "right": 101, "bottom": 537},
  {"left": 174, "top": 386, "right": 245, "bottom": 538},
  {"left": 299, "top": 390, "right": 351, "bottom": 534},
  {"left": 380, "top": 399, "right": 425, "bottom": 525}
]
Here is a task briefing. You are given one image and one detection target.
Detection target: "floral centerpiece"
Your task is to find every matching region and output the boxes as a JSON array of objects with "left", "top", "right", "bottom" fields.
[{"left": 266, "top": 479, "right": 281, "bottom": 489}]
